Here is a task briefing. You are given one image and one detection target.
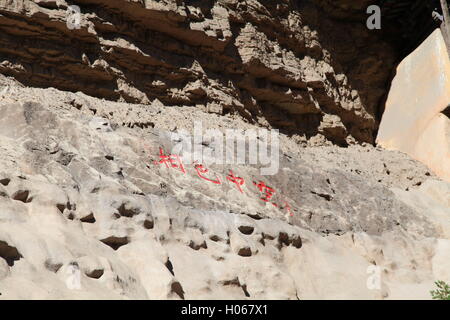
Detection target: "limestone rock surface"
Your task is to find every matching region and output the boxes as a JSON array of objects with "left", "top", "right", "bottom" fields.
[
  {"left": 377, "top": 29, "right": 450, "bottom": 182},
  {"left": 0, "top": 0, "right": 400, "bottom": 144},
  {"left": 0, "top": 82, "right": 448, "bottom": 300}
]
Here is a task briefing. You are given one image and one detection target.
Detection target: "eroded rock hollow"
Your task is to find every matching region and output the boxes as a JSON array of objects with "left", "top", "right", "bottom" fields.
[{"left": 0, "top": 0, "right": 417, "bottom": 145}]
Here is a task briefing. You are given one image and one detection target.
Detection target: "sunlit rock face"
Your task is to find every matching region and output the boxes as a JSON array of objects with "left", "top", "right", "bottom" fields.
[
  {"left": 0, "top": 83, "right": 448, "bottom": 300},
  {"left": 377, "top": 29, "right": 450, "bottom": 182},
  {"left": 0, "top": 1, "right": 449, "bottom": 301},
  {"left": 0, "top": 0, "right": 403, "bottom": 145}
]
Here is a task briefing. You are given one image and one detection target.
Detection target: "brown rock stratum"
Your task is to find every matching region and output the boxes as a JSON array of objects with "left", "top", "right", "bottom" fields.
[
  {"left": 0, "top": 0, "right": 399, "bottom": 144},
  {"left": 377, "top": 29, "right": 450, "bottom": 182},
  {"left": 0, "top": 1, "right": 449, "bottom": 300}
]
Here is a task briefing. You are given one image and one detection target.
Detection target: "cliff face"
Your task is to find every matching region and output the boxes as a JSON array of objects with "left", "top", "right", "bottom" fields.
[
  {"left": 0, "top": 85, "right": 448, "bottom": 300},
  {"left": 0, "top": 0, "right": 399, "bottom": 144}
]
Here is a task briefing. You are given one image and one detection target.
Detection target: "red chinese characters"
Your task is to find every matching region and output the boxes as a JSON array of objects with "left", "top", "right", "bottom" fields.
[
  {"left": 226, "top": 170, "right": 245, "bottom": 193},
  {"left": 152, "top": 147, "right": 296, "bottom": 216},
  {"left": 253, "top": 180, "right": 294, "bottom": 215},
  {"left": 253, "top": 181, "right": 278, "bottom": 207},
  {"left": 154, "top": 147, "right": 186, "bottom": 174}
]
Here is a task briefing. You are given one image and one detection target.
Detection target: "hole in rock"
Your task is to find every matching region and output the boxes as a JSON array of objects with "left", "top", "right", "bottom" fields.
[
  {"left": 80, "top": 213, "right": 96, "bottom": 223},
  {"left": 237, "top": 247, "right": 252, "bottom": 257},
  {"left": 90, "top": 187, "right": 100, "bottom": 193},
  {"left": 259, "top": 237, "right": 265, "bottom": 246},
  {"left": 100, "top": 236, "right": 129, "bottom": 250},
  {"left": 241, "top": 284, "right": 251, "bottom": 297},
  {"left": 238, "top": 225, "right": 254, "bottom": 235},
  {"left": 36, "top": 1, "right": 58, "bottom": 9},
  {"left": 262, "top": 233, "right": 275, "bottom": 241},
  {"left": 189, "top": 240, "right": 207, "bottom": 250},
  {"left": 0, "top": 240, "right": 22, "bottom": 266},
  {"left": 222, "top": 278, "right": 240, "bottom": 286},
  {"left": 44, "top": 259, "right": 63, "bottom": 273},
  {"left": 143, "top": 219, "right": 154, "bottom": 229},
  {"left": 117, "top": 202, "right": 140, "bottom": 218},
  {"left": 278, "top": 232, "right": 302, "bottom": 249},
  {"left": 171, "top": 281, "right": 185, "bottom": 300},
  {"left": 56, "top": 203, "right": 66, "bottom": 213},
  {"left": 209, "top": 235, "right": 221, "bottom": 242},
  {"left": 291, "top": 235, "right": 303, "bottom": 249},
  {"left": 57, "top": 202, "right": 76, "bottom": 212},
  {"left": 86, "top": 269, "right": 104, "bottom": 279},
  {"left": 221, "top": 277, "right": 251, "bottom": 297},
  {"left": 442, "top": 105, "right": 450, "bottom": 118},
  {"left": 246, "top": 213, "right": 263, "bottom": 220},
  {"left": 278, "top": 232, "right": 290, "bottom": 247},
  {"left": 310, "top": 191, "right": 333, "bottom": 201}
]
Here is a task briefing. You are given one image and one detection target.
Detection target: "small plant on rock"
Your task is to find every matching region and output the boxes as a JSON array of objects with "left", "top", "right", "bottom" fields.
[{"left": 430, "top": 280, "right": 450, "bottom": 300}]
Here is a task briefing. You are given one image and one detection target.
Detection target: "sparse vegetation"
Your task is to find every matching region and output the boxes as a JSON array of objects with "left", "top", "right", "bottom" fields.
[{"left": 430, "top": 280, "right": 450, "bottom": 300}]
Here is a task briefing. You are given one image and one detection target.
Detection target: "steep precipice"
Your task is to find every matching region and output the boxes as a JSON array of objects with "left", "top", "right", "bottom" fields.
[{"left": 0, "top": 0, "right": 410, "bottom": 145}]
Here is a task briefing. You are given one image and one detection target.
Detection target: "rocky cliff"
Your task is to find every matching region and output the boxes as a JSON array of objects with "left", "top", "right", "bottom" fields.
[
  {"left": 0, "top": 0, "right": 449, "bottom": 300},
  {"left": 377, "top": 29, "right": 450, "bottom": 182},
  {"left": 0, "top": 77, "right": 449, "bottom": 299}
]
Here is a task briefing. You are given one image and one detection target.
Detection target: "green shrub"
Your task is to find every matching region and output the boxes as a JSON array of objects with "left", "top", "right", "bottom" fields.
[{"left": 431, "top": 280, "right": 450, "bottom": 300}]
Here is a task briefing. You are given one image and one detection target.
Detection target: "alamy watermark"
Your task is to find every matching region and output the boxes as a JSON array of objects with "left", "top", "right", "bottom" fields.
[
  {"left": 168, "top": 121, "right": 279, "bottom": 176},
  {"left": 367, "top": 5, "right": 381, "bottom": 30}
]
